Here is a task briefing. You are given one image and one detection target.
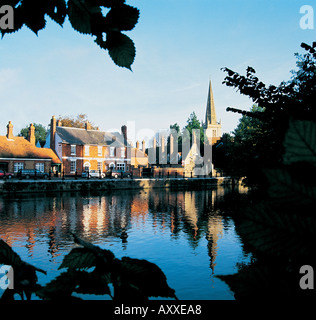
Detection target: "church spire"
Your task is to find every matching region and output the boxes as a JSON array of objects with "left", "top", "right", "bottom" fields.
[{"left": 205, "top": 80, "right": 217, "bottom": 127}]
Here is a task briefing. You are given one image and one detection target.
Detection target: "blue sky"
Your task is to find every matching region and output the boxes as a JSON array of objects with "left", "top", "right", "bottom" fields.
[{"left": 0, "top": 0, "right": 315, "bottom": 144}]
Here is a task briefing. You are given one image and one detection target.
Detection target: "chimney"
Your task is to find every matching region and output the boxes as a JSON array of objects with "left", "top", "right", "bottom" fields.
[
  {"left": 142, "top": 140, "right": 145, "bottom": 152},
  {"left": 159, "top": 134, "right": 167, "bottom": 164},
  {"left": 27, "top": 123, "right": 36, "bottom": 145},
  {"left": 85, "top": 121, "right": 91, "bottom": 130},
  {"left": 153, "top": 137, "right": 157, "bottom": 151},
  {"left": 192, "top": 130, "right": 197, "bottom": 145},
  {"left": 6, "top": 121, "right": 14, "bottom": 139},
  {"left": 170, "top": 133, "right": 174, "bottom": 155},
  {"left": 50, "top": 116, "right": 56, "bottom": 150},
  {"left": 121, "top": 125, "right": 127, "bottom": 143},
  {"left": 57, "top": 120, "right": 62, "bottom": 127},
  {"left": 136, "top": 140, "right": 140, "bottom": 150},
  {"left": 161, "top": 135, "right": 165, "bottom": 154},
  {"left": 148, "top": 137, "right": 157, "bottom": 165},
  {"left": 170, "top": 132, "right": 178, "bottom": 164}
]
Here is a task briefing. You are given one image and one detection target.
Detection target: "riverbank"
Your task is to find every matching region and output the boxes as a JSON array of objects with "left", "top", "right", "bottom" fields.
[{"left": 0, "top": 177, "right": 235, "bottom": 194}]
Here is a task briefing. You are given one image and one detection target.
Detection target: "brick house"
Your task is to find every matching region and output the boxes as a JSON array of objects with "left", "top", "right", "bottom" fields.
[
  {"left": 0, "top": 121, "right": 61, "bottom": 174},
  {"left": 48, "top": 116, "right": 133, "bottom": 175}
]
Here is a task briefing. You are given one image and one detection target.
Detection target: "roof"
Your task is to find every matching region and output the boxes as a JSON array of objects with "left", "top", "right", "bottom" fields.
[
  {"left": 0, "top": 136, "right": 61, "bottom": 164},
  {"left": 55, "top": 126, "right": 129, "bottom": 147},
  {"left": 130, "top": 148, "right": 148, "bottom": 167},
  {"left": 205, "top": 80, "right": 217, "bottom": 127}
]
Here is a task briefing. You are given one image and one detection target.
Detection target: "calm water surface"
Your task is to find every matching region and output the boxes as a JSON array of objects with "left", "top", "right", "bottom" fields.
[{"left": 0, "top": 187, "right": 251, "bottom": 300}]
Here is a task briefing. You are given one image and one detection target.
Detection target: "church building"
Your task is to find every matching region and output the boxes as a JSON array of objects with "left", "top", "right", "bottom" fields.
[{"left": 204, "top": 80, "right": 222, "bottom": 145}]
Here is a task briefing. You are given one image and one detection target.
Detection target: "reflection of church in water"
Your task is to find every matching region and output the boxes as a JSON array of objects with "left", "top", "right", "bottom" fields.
[{"left": 0, "top": 187, "right": 230, "bottom": 274}]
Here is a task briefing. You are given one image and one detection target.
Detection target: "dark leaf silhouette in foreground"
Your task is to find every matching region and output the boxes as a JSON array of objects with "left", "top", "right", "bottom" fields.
[
  {"left": 0, "top": 238, "right": 46, "bottom": 300},
  {"left": 0, "top": 0, "right": 140, "bottom": 70},
  {"left": 1, "top": 234, "right": 177, "bottom": 300}
]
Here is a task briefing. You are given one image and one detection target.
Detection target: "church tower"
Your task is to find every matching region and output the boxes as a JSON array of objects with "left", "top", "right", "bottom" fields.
[{"left": 204, "top": 80, "right": 221, "bottom": 144}]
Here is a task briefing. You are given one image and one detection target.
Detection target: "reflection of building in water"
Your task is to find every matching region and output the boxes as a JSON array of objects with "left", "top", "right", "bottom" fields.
[
  {"left": 0, "top": 188, "right": 227, "bottom": 275},
  {"left": 147, "top": 189, "right": 224, "bottom": 274},
  {"left": 206, "top": 215, "right": 223, "bottom": 274},
  {"left": 0, "top": 198, "right": 61, "bottom": 259}
]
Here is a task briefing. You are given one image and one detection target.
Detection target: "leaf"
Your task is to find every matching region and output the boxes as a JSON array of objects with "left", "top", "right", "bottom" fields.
[
  {"left": 72, "top": 234, "right": 115, "bottom": 265},
  {"left": 20, "top": 0, "right": 47, "bottom": 35},
  {"left": 235, "top": 202, "right": 316, "bottom": 259},
  {"left": 105, "top": 5, "right": 140, "bottom": 31},
  {"left": 74, "top": 271, "right": 110, "bottom": 295},
  {"left": 0, "top": 238, "right": 23, "bottom": 268},
  {"left": 36, "top": 270, "right": 82, "bottom": 300},
  {"left": 58, "top": 247, "right": 97, "bottom": 270},
  {"left": 36, "top": 269, "right": 110, "bottom": 299},
  {"left": 118, "top": 257, "right": 177, "bottom": 299},
  {"left": 264, "top": 168, "right": 316, "bottom": 208},
  {"left": 67, "top": 0, "right": 93, "bottom": 34},
  {"left": 216, "top": 262, "right": 296, "bottom": 300},
  {"left": 283, "top": 119, "right": 316, "bottom": 165},
  {"left": 46, "top": 0, "right": 67, "bottom": 26},
  {"left": 106, "top": 32, "right": 135, "bottom": 70}
]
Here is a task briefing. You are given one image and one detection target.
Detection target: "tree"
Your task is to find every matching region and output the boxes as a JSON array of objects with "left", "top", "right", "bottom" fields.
[
  {"left": 215, "top": 43, "right": 316, "bottom": 299},
  {"left": 57, "top": 113, "right": 98, "bottom": 129},
  {"left": 183, "top": 112, "right": 204, "bottom": 145},
  {"left": 18, "top": 123, "right": 47, "bottom": 147},
  {"left": 169, "top": 123, "right": 180, "bottom": 135},
  {"left": 219, "top": 42, "right": 316, "bottom": 186},
  {"left": 0, "top": 0, "right": 140, "bottom": 70}
]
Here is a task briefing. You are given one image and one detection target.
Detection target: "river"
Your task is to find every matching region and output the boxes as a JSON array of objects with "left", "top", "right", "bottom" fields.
[{"left": 0, "top": 186, "right": 251, "bottom": 300}]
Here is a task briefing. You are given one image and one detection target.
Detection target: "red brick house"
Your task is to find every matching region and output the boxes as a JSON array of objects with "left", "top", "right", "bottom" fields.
[
  {"left": 48, "top": 116, "right": 132, "bottom": 175},
  {"left": 0, "top": 121, "right": 61, "bottom": 174}
]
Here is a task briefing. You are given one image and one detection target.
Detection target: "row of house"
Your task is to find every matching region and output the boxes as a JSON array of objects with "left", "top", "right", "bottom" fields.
[
  {"left": 0, "top": 121, "right": 61, "bottom": 174},
  {"left": 0, "top": 117, "right": 148, "bottom": 176},
  {"left": 0, "top": 80, "right": 221, "bottom": 177}
]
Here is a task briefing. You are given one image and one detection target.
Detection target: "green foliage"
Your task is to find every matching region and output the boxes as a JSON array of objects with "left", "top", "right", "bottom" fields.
[
  {"left": 283, "top": 119, "right": 316, "bottom": 165},
  {"left": 0, "top": 234, "right": 177, "bottom": 301},
  {"left": 216, "top": 42, "right": 316, "bottom": 186},
  {"left": 183, "top": 112, "right": 204, "bottom": 145},
  {"left": 216, "top": 119, "right": 316, "bottom": 300},
  {"left": 18, "top": 123, "right": 47, "bottom": 147},
  {"left": 169, "top": 123, "right": 180, "bottom": 134},
  {"left": 0, "top": 0, "right": 140, "bottom": 69}
]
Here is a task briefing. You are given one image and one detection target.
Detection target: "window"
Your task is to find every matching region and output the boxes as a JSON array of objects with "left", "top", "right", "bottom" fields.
[
  {"left": 212, "top": 130, "right": 217, "bottom": 138},
  {"left": 98, "top": 146, "right": 102, "bottom": 156},
  {"left": 109, "top": 162, "right": 115, "bottom": 169},
  {"left": 117, "top": 163, "right": 125, "bottom": 171},
  {"left": 71, "top": 145, "right": 76, "bottom": 155},
  {"left": 97, "top": 161, "right": 102, "bottom": 172},
  {"left": 121, "top": 148, "right": 125, "bottom": 158},
  {"left": 110, "top": 147, "right": 115, "bottom": 157},
  {"left": 70, "top": 160, "right": 76, "bottom": 173},
  {"left": 14, "top": 162, "right": 24, "bottom": 173},
  {"left": 84, "top": 145, "right": 89, "bottom": 156},
  {"left": 35, "top": 163, "right": 44, "bottom": 172},
  {"left": 83, "top": 162, "right": 90, "bottom": 172}
]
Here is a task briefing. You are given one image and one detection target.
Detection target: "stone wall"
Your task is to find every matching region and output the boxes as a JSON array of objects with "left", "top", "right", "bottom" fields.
[{"left": 0, "top": 177, "right": 233, "bottom": 194}]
